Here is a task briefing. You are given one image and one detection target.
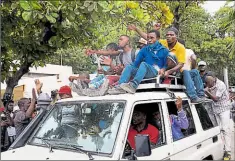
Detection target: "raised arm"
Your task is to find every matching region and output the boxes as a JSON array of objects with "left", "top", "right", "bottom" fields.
[
  {"left": 25, "top": 88, "right": 37, "bottom": 118},
  {"left": 173, "top": 97, "right": 189, "bottom": 129},
  {"left": 128, "top": 24, "right": 147, "bottom": 40},
  {"left": 86, "top": 49, "right": 120, "bottom": 56}
]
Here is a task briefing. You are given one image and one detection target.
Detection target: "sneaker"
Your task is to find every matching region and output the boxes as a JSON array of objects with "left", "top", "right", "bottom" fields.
[
  {"left": 108, "top": 85, "right": 127, "bottom": 95},
  {"left": 199, "top": 96, "right": 212, "bottom": 102},
  {"left": 223, "top": 152, "right": 231, "bottom": 160},
  {"left": 120, "top": 83, "right": 136, "bottom": 94},
  {"left": 69, "top": 82, "right": 85, "bottom": 96},
  {"left": 191, "top": 97, "right": 204, "bottom": 104},
  {"left": 98, "top": 79, "right": 109, "bottom": 96}
]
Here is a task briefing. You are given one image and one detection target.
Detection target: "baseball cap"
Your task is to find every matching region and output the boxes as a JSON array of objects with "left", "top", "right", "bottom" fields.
[
  {"left": 138, "top": 38, "right": 147, "bottom": 45},
  {"left": 37, "top": 93, "right": 51, "bottom": 106},
  {"left": 198, "top": 61, "right": 207, "bottom": 66},
  {"left": 58, "top": 85, "right": 72, "bottom": 95},
  {"left": 167, "top": 54, "right": 178, "bottom": 65}
]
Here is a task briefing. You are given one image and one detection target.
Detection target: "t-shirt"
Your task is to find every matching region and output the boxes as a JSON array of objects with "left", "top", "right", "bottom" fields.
[
  {"left": 127, "top": 124, "right": 159, "bottom": 149},
  {"left": 14, "top": 111, "right": 30, "bottom": 138},
  {"left": 182, "top": 49, "right": 196, "bottom": 71},
  {"left": 209, "top": 79, "right": 232, "bottom": 114},
  {"left": 159, "top": 39, "right": 186, "bottom": 64},
  {"left": 119, "top": 49, "right": 139, "bottom": 67}
]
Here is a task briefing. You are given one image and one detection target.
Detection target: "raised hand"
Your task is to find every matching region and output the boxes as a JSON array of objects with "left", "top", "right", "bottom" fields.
[
  {"left": 175, "top": 97, "right": 182, "bottom": 111},
  {"left": 153, "top": 23, "right": 161, "bottom": 30},
  {"left": 127, "top": 24, "right": 137, "bottom": 31},
  {"left": 100, "top": 56, "right": 112, "bottom": 66}
]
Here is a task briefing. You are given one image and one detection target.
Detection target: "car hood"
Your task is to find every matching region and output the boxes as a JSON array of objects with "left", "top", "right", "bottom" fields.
[{"left": 1, "top": 145, "right": 113, "bottom": 160}]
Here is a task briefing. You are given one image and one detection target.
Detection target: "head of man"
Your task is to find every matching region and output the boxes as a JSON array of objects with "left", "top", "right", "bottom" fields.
[
  {"left": 167, "top": 54, "right": 178, "bottom": 69},
  {"left": 106, "top": 42, "right": 119, "bottom": 51},
  {"left": 132, "top": 107, "right": 146, "bottom": 126},
  {"left": 18, "top": 98, "right": 31, "bottom": 112},
  {"left": 205, "top": 72, "right": 216, "bottom": 88},
  {"left": 166, "top": 27, "right": 178, "bottom": 45},
  {"left": 152, "top": 111, "right": 161, "bottom": 121},
  {"left": 58, "top": 85, "right": 72, "bottom": 99},
  {"left": 118, "top": 35, "right": 130, "bottom": 49},
  {"left": 178, "top": 38, "right": 185, "bottom": 46},
  {"left": 198, "top": 61, "right": 207, "bottom": 72},
  {"left": 137, "top": 38, "right": 147, "bottom": 49},
  {"left": 7, "top": 100, "right": 14, "bottom": 112},
  {"left": 147, "top": 30, "right": 160, "bottom": 45}
]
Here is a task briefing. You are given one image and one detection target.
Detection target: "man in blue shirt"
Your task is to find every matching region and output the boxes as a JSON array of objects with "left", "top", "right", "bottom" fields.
[{"left": 109, "top": 30, "right": 169, "bottom": 94}]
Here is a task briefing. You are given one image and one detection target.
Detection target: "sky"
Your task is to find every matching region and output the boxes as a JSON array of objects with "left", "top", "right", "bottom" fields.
[{"left": 201, "top": 1, "right": 226, "bottom": 15}]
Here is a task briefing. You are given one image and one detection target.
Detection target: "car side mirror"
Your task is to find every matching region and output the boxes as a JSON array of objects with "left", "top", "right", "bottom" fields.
[{"left": 135, "top": 134, "right": 151, "bottom": 157}]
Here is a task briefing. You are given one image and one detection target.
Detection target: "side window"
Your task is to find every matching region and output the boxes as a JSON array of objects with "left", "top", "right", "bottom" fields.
[
  {"left": 166, "top": 100, "right": 196, "bottom": 142},
  {"left": 195, "top": 102, "right": 218, "bottom": 130},
  {"left": 125, "top": 102, "right": 166, "bottom": 151}
]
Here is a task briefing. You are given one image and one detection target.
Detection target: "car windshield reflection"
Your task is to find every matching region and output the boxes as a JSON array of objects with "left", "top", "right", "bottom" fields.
[{"left": 29, "top": 101, "right": 125, "bottom": 154}]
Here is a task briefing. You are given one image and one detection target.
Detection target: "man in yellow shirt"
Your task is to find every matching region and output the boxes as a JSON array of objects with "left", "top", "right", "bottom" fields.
[{"left": 127, "top": 24, "right": 205, "bottom": 103}]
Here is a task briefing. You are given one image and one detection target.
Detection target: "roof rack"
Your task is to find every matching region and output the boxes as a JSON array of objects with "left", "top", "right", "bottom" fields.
[{"left": 137, "top": 75, "right": 186, "bottom": 91}]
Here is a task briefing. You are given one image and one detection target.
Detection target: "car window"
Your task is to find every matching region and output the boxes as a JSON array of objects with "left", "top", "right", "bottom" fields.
[
  {"left": 123, "top": 102, "right": 166, "bottom": 159},
  {"left": 195, "top": 102, "right": 218, "bottom": 130},
  {"left": 166, "top": 100, "right": 196, "bottom": 142},
  {"left": 29, "top": 101, "right": 125, "bottom": 155}
]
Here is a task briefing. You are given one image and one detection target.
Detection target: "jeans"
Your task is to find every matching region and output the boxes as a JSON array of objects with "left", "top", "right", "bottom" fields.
[
  {"left": 215, "top": 110, "right": 231, "bottom": 153},
  {"left": 183, "top": 69, "right": 205, "bottom": 100},
  {"left": 89, "top": 75, "right": 105, "bottom": 89},
  {"left": 118, "top": 62, "right": 158, "bottom": 89}
]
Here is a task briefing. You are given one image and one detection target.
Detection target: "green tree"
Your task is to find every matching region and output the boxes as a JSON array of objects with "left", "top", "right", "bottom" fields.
[
  {"left": 1, "top": 0, "right": 173, "bottom": 96},
  {"left": 47, "top": 46, "right": 96, "bottom": 74}
]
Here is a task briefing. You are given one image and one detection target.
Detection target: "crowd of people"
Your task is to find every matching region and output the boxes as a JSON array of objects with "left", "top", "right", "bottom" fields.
[
  {"left": 0, "top": 23, "right": 234, "bottom": 160},
  {"left": 67, "top": 23, "right": 234, "bottom": 159}
]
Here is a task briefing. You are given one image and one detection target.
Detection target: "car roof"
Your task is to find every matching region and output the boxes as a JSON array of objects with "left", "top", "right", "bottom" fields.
[{"left": 57, "top": 91, "right": 188, "bottom": 103}]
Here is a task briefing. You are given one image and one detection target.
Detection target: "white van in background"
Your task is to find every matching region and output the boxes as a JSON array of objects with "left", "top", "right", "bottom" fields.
[{"left": 1, "top": 76, "right": 224, "bottom": 160}]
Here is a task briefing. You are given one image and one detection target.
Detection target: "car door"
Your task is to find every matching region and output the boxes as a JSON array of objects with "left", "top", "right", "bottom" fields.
[{"left": 121, "top": 100, "right": 173, "bottom": 160}]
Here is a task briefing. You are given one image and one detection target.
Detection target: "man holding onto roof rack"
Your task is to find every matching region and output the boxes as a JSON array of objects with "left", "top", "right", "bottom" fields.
[
  {"left": 108, "top": 30, "right": 169, "bottom": 94},
  {"left": 127, "top": 23, "right": 206, "bottom": 104}
]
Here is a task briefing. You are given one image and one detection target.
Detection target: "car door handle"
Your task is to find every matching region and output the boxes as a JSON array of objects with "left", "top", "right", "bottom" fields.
[
  {"left": 212, "top": 136, "right": 218, "bottom": 143},
  {"left": 197, "top": 144, "right": 202, "bottom": 149}
]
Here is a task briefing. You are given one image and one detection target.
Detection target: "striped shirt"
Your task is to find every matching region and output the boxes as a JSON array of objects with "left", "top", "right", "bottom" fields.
[{"left": 209, "top": 79, "right": 232, "bottom": 114}]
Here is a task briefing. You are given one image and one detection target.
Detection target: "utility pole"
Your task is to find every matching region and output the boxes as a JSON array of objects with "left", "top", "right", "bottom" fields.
[
  {"left": 223, "top": 67, "right": 229, "bottom": 89},
  {"left": 60, "top": 53, "right": 62, "bottom": 66}
]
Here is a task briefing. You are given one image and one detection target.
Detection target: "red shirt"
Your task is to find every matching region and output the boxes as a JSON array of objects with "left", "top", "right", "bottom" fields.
[
  {"left": 0, "top": 107, "right": 5, "bottom": 112},
  {"left": 127, "top": 124, "right": 159, "bottom": 149}
]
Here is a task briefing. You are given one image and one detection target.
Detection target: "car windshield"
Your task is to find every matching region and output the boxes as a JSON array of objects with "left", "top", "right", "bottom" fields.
[{"left": 30, "top": 101, "right": 125, "bottom": 154}]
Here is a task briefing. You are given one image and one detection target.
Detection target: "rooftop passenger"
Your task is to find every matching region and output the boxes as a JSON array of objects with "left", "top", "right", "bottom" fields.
[
  {"left": 128, "top": 24, "right": 205, "bottom": 103},
  {"left": 109, "top": 30, "right": 169, "bottom": 94}
]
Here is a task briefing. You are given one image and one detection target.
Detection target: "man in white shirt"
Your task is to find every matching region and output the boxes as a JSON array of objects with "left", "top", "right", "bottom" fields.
[
  {"left": 205, "top": 72, "right": 232, "bottom": 160},
  {"left": 178, "top": 39, "right": 206, "bottom": 103}
]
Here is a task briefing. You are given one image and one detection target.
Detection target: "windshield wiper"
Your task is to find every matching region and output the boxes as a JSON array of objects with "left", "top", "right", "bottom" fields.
[
  {"left": 33, "top": 136, "right": 54, "bottom": 152},
  {"left": 68, "top": 145, "right": 94, "bottom": 160},
  {"left": 32, "top": 136, "right": 94, "bottom": 160}
]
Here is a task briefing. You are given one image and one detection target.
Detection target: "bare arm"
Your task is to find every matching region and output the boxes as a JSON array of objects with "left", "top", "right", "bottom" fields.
[
  {"left": 25, "top": 89, "right": 36, "bottom": 118},
  {"left": 205, "top": 89, "right": 219, "bottom": 102},
  {"left": 88, "top": 50, "right": 120, "bottom": 56},
  {"left": 165, "top": 63, "right": 184, "bottom": 75},
  {"left": 128, "top": 24, "right": 147, "bottom": 40},
  {"left": 191, "top": 54, "right": 197, "bottom": 69}
]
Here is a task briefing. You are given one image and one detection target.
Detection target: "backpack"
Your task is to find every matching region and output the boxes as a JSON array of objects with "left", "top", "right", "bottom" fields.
[{"left": 119, "top": 49, "right": 136, "bottom": 65}]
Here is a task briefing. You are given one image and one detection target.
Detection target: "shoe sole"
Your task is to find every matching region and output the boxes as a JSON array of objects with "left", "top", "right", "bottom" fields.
[{"left": 120, "top": 84, "right": 135, "bottom": 94}]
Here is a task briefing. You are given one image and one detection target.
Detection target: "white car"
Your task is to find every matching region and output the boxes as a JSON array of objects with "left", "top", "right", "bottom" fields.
[{"left": 2, "top": 77, "right": 224, "bottom": 160}]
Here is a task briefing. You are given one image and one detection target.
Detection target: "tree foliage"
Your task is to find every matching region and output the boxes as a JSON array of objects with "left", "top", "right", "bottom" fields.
[
  {"left": 1, "top": 0, "right": 173, "bottom": 95},
  {"left": 167, "top": 1, "right": 235, "bottom": 85}
]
